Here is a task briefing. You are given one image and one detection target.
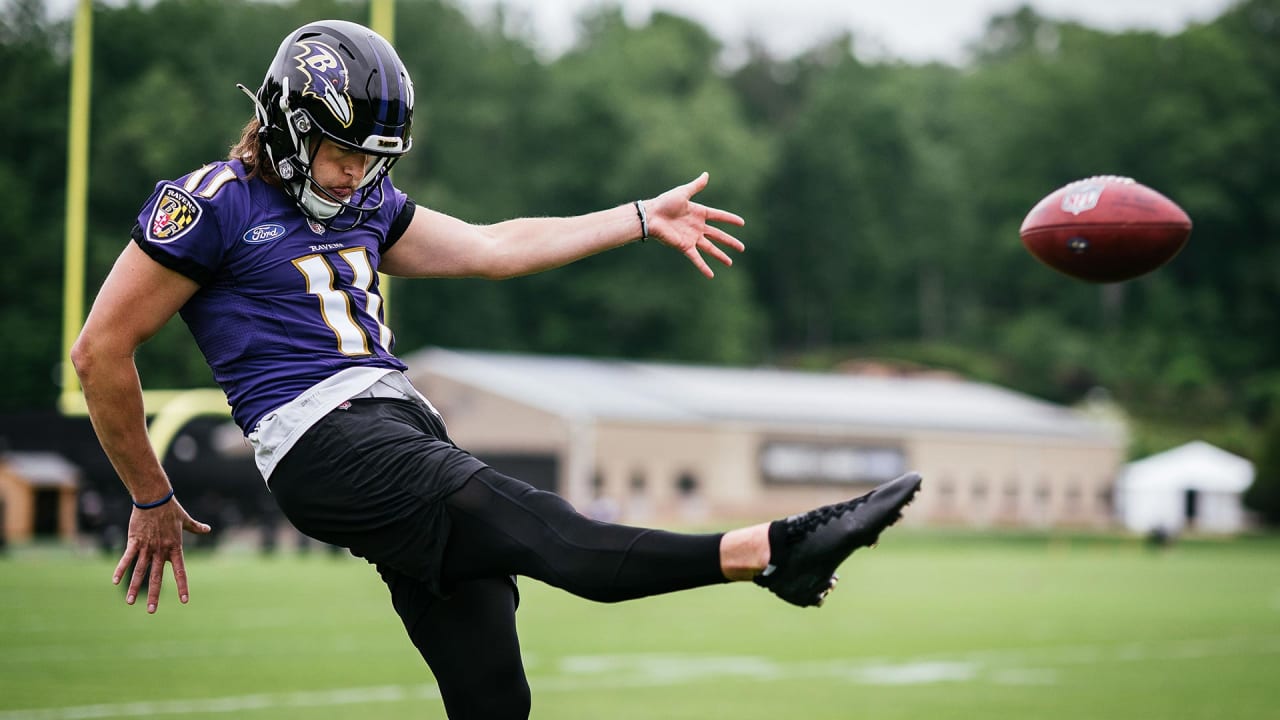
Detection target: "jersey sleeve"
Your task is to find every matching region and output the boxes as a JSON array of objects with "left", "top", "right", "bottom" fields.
[
  {"left": 130, "top": 165, "right": 244, "bottom": 285},
  {"left": 380, "top": 180, "right": 415, "bottom": 254},
  {"left": 384, "top": 197, "right": 416, "bottom": 254}
]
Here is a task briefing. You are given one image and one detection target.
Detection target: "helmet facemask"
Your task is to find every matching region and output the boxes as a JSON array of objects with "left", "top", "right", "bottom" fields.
[
  {"left": 271, "top": 79, "right": 404, "bottom": 230},
  {"left": 292, "top": 137, "right": 396, "bottom": 228}
]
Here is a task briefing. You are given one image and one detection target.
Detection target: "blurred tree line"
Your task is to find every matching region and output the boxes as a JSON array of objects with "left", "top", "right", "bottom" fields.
[{"left": 2, "top": 0, "right": 1277, "bottom": 468}]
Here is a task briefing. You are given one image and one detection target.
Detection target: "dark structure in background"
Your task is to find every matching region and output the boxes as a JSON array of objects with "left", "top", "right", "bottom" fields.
[
  {"left": 0, "top": 410, "right": 564, "bottom": 552},
  {"left": 0, "top": 451, "right": 80, "bottom": 541},
  {"left": 0, "top": 412, "right": 268, "bottom": 551}
]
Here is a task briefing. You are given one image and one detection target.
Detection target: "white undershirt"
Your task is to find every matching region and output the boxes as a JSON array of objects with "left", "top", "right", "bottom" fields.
[{"left": 247, "top": 366, "right": 438, "bottom": 483}]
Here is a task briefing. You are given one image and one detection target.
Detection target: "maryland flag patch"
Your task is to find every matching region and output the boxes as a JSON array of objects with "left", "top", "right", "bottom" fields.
[{"left": 147, "top": 185, "right": 202, "bottom": 243}]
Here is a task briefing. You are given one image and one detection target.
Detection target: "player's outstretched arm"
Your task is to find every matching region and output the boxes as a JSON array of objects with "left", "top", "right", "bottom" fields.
[
  {"left": 71, "top": 242, "right": 212, "bottom": 613},
  {"left": 380, "top": 172, "right": 744, "bottom": 280}
]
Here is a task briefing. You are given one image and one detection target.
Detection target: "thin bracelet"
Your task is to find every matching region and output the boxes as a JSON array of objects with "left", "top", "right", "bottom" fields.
[
  {"left": 633, "top": 199, "right": 649, "bottom": 242},
  {"left": 133, "top": 488, "right": 175, "bottom": 510}
]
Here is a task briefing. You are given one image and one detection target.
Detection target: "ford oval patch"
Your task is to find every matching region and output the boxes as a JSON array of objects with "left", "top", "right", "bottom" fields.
[{"left": 244, "top": 223, "right": 287, "bottom": 244}]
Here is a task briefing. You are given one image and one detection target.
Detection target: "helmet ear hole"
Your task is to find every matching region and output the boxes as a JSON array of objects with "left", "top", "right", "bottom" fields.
[{"left": 290, "top": 110, "right": 314, "bottom": 135}]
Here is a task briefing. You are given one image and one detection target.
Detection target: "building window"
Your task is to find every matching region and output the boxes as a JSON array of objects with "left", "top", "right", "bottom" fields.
[
  {"left": 1097, "top": 483, "right": 1113, "bottom": 511},
  {"left": 1036, "top": 481, "right": 1052, "bottom": 505},
  {"left": 1002, "top": 478, "right": 1020, "bottom": 515},
  {"left": 586, "top": 470, "right": 619, "bottom": 522},
  {"left": 676, "top": 472, "right": 699, "bottom": 497},
  {"left": 759, "top": 441, "right": 905, "bottom": 485},
  {"left": 939, "top": 478, "right": 955, "bottom": 503},
  {"left": 1065, "top": 483, "right": 1082, "bottom": 515},
  {"left": 626, "top": 470, "right": 651, "bottom": 521},
  {"left": 971, "top": 478, "right": 988, "bottom": 503}
]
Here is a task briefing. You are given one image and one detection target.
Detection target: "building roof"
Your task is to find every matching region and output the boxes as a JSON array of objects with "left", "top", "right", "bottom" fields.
[
  {"left": 1122, "top": 441, "right": 1255, "bottom": 493},
  {"left": 0, "top": 451, "right": 80, "bottom": 488},
  {"left": 406, "top": 348, "right": 1123, "bottom": 441}
]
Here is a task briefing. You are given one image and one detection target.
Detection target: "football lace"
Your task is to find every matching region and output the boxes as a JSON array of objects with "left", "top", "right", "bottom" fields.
[{"left": 1072, "top": 175, "right": 1135, "bottom": 185}]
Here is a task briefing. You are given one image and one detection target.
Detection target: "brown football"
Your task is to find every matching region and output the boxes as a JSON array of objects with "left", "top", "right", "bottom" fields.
[{"left": 1019, "top": 176, "right": 1192, "bottom": 283}]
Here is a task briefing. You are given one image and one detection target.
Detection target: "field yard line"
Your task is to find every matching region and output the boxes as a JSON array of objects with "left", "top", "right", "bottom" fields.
[
  {"left": 3, "top": 634, "right": 1278, "bottom": 719},
  {"left": 0, "top": 609, "right": 309, "bottom": 637},
  {"left": 0, "top": 634, "right": 389, "bottom": 664},
  {"left": 946, "top": 634, "right": 1280, "bottom": 666}
]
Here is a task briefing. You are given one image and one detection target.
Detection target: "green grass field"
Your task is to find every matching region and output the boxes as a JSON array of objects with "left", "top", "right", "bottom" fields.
[{"left": 2, "top": 531, "right": 1278, "bottom": 719}]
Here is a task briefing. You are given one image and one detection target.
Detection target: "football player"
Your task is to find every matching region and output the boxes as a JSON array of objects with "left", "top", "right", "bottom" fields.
[{"left": 72, "top": 19, "right": 921, "bottom": 719}]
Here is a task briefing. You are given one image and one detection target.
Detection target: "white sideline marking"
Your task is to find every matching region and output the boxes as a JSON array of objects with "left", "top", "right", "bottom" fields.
[
  {"left": 853, "top": 661, "right": 979, "bottom": 685},
  {"left": 3, "top": 635, "right": 1278, "bottom": 719},
  {"left": 0, "top": 685, "right": 442, "bottom": 720},
  {"left": 989, "top": 668, "right": 1057, "bottom": 686},
  {"left": 0, "top": 634, "right": 385, "bottom": 664}
]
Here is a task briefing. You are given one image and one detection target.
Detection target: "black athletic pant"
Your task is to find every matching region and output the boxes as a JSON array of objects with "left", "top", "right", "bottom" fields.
[{"left": 269, "top": 398, "right": 728, "bottom": 719}]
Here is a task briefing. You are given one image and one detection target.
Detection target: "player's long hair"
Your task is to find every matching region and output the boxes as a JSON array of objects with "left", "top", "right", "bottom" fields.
[{"left": 228, "top": 117, "right": 281, "bottom": 186}]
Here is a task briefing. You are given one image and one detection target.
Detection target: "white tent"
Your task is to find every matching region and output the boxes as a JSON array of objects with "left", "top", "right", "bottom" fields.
[{"left": 1117, "top": 441, "right": 1255, "bottom": 534}]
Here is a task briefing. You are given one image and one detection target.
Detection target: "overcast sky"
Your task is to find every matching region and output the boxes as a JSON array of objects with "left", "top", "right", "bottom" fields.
[
  {"left": 456, "top": 0, "right": 1237, "bottom": 64},
  {"left": 43, "top": 0, "right": 1239, "bottom": 64}
]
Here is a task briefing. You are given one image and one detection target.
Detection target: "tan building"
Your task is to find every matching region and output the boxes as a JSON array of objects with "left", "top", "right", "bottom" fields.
[
  {"left": 405, "top": 348, "right": 1126, "bottom": 529},
  {"left": 0, "top": 452, "right": 81, "bottom": 543}
]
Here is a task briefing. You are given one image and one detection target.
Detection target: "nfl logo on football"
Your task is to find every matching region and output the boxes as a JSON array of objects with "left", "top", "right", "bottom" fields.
[{"left": 1060, "top": 183, "right": 1104, "bottom": 215}]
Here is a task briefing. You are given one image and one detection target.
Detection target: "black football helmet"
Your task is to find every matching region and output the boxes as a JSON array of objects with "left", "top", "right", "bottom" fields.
[{"left": 242, "top": 20, "right": 414, "bottom": 231}]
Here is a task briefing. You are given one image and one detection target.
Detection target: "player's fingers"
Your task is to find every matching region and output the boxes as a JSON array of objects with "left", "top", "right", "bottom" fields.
[
  {"left": 113, "top": 541, "right": 137, "bottom": 585},
  {"left": 699, "top": 237, "right": 734, "bottom": 267},
  {"left": 704, "top": 225, "right": 745, "bottom": 252},
  {"left": 700, "top": 204, "right": 745, "bottom": 227},
  {"left": 685, "top": 248, "right": 714, "bottom": 278},
  {"left": 126, "top": 551, "right": 150, "bottom": 605},
  {"left": 147, "top": 557, "right": 165, "bottom": 614},
  {"left": 183, "top": 515, "right": 212, "bottom": 535},
  {"left": 682, "top": 172, "right": 710, "bottom": 198},
  {"left": 172, "top": 550, "right": 191, "bottom": 604}
]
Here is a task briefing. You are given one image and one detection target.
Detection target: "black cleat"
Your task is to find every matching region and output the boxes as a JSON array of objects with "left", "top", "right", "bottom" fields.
[{"left": 754, "top": 472, "right": 922, "bottom": 607}]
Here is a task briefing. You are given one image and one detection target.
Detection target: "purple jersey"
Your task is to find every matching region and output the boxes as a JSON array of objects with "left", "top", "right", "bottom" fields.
[{"left": 132, "top": 159, "right": 413, "bottom": 432}]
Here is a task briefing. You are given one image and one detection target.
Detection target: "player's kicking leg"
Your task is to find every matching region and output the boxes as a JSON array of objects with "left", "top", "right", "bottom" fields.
[{"left": 436, "top": 465, "right": 920, "bottom": 607}]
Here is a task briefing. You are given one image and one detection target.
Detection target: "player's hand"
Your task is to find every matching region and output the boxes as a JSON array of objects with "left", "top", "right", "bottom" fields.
[
  {"left": 645, "top": 172, "right": 745, "bottom": 278},
  {"left": 113, "top": 497, "right": 211, "bottom": 613}
]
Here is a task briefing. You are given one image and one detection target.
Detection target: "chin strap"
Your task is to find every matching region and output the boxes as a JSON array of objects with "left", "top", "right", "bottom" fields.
[
  {"left": 294, "top": 135, "right": 341, "bottom": 220},
  {"left": 299, "top": 187, "right": 343, "bottom": 220}
]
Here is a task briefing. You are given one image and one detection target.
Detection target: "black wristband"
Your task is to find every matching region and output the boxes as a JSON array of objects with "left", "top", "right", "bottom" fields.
[{"left": 133, "top": 489, "right": 175, "bottom": 510}]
